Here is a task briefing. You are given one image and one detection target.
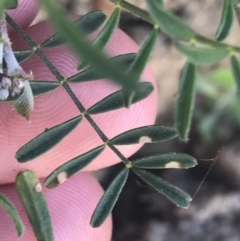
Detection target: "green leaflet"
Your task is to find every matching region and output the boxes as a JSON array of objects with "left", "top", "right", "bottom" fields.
[
  {"left": 87, "top": 82, "right": 154, "bottom": 114},
  {"left": 78, "top": 7, "right": 121, "bottom": 70},
  {"left": 16, "top": 171, "right": 53, "bottom": 241},
  {"left": 110, "top": 125, "right": 177, "bottom": 145},
  {"left": 39, "top": 0, "right": 138, "bottom": 102},
  {"left": 3, "top": 0, "right": 18, "bottom": 9},
  {"left": 175, "top": 62, "right": 196, "bottom": 141},
  {"left": 16, "top": 115, "right": 82, "bottom": 162},
  {"left": 68, "top": 53, "right": 136, "bottom": 83},
  {"left": 0, "top": 192, "right": 24, "bottom": 237},
  {"left": 216, "top": 0, "right": 234, "bottom": 41},
  {"left": 176, "top": 43, "right": 229, "bottom": 65},
  {"left": 230, "top": 55, "right": 240, "bottom": 97},
  {"left": 3, "top": 50, "right": 34, "bottom": 70},
  {"left": 91, "top": 168, "right": 129, "bottom": 227},
  {"left": 132, "top": 168, "right": 192, "bottom": 208},
  {"left": 146, "top": 0, "right": 195, "bottom": 41},
  {"left": 45, "top": 145, "right": 105, "bottom": 188},
  {"left": 132, "top": 153, "right": 197, "bottom": 169},
  {"left": 30, "top": 81, "right": 61, "bottom": 97},
  {"left": 13, "top": 81, "right": 34, "bottom": 120},
  {"left": 123, "top": 27, "right": 158, "bottom": 107},
  {"left": 41, "top": 11, "right": 107, "bottom": 48}
]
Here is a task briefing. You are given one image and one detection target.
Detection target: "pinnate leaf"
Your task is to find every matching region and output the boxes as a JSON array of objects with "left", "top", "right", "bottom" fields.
[
  {"left": 132, "top": 153, "right": 197, "bottom": 169},
  {"left": 16, "top": 116, "right": 82, "bottom": 162},
  {"left": 176, "top": 43, "right": 229, "bottom": 64},
  {"left": 87, "top": 82, "right": 154, "bottom": 114},
  {"left": 41, "top": 11, "right": 107, "bottom": 48},
  {"left": 123, "top": 27, "right": 158, "bottom": 107},
  {"left": 45, "top": 145, "right": 105, "bottom": 188},
  {"left": 78, "top": 7, "right": 121, "bottom": 69},
  {"left": 132, "top": 168, "right": 192, "bottom": 208},
  {"left": 175, "top": 62, "right": 196, "bottom": 141},
  {"left": 0, "top": 192, "right": 24, "bottom": 237},
  {"left": 16, "top": 171, "right": 53, "bottom": 241},
  {"left": 146, "top": 0, "right": 195, "bottom": 41},
  {"left": 91, "top": 168, "right": 129, "bottom": 227},
  {"left": 30, "top": 81, "right": 61, "bottom": 96},
  {"left": 110, "top": 125, "right": 177, "bottom": 145},
  {"left": 215, "top": 0, "right": 234, "bottom": 41},
  {"left": 68, "top": 53, "right": 136, "bottom": 83}
]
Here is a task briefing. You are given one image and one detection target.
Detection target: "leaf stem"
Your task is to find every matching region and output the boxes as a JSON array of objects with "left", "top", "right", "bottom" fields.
[{"left": 6, "top": 14, "right": 129, "bottom": 165}]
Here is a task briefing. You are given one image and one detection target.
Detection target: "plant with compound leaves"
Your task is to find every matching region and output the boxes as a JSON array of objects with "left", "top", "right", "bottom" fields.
[{"left": 0, "top": 0, "right": 239, "bottom": 240}]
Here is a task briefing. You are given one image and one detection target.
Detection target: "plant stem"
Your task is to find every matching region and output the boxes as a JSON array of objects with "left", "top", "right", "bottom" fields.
[
  {"left": 110, "top": 0, "right": 155, "bottom": 25},
  {"left": 110, "top": 0, "right": 240, "bottom": 52},
  {"left": 6, "top": 14, "right": 129, "bottom": 165}
]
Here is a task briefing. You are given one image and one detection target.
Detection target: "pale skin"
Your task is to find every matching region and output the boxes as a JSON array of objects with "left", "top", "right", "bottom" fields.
[{"left": 0, "top": 0, "right": 158, "bottom": 240}]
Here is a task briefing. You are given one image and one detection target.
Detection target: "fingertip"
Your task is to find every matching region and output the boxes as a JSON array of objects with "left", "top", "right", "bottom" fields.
[
  {"left": 7, "top": 0, "right": 39, "bottom": 35},
  {"left": 0, "top": 172, "right": 112, "bottom": 241}
]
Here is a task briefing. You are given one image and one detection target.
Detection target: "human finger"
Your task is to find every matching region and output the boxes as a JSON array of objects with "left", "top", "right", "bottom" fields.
[
  {"left": 0, "top": 172, "right": 112, "bottom": 241},
  {"left": 7, "top": 0, "right": 39, "bottom": 34}
]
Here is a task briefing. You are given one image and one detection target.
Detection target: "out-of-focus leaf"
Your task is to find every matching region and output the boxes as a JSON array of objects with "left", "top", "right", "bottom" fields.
[
  {"left": 16, "top": 171, "right": 53, "bottom": 241},
  {"left": 30, "top": 81, "right": 61, "bottom": 96},
  {"left": 146, "top": 0, "right": 195, "bottom": 41},
  {"left": 78, "top": 7, "right": 121, "bottom": 70},
  {"left": 15, "top": 116, "right": 82, "bottom": 162},
  {"left": 132, "top": 153, "right": 197, "bottom": 169},
  {"left": 87, "top": 82, "right": 153, "bottom": 114},
  {"left": 176, "top": 43, "right": 229, "bottom": 65},
  {"left": 4, "top": 0, "right": 18, "bottom": 9},
  {"left": 215, "top": 0, "right": 234, "bottom": 41},
  {"left": 110, "top": 125, "right": 177, "bottom": 145},
  {"left": 132, "top": 168, "right": 192, "bottom": 208},
  {"left": 68, "top": 53, "right": 136, "bottom": 83},
  {"left": 39, "top": 0, "right": 138, "bottom": 100},
  {"left": 123, "top": 27, "right": 158, "bottom": 107},
  {"left": 91, "top": 168, "right": 129, "bottom": 227},
  {"left": 0, "top": 192, "right": 24, "bottom": 237},
  {"left": 41, "top": 11, "right": 107, "bottom": 48},
  {"left": 175, "top": 62, "right": 196, "bottom": 141},
  {"left": 13, "top": 81, "right": 34, "bottom": 119},
  {"left": 230, "top": 55, "right": 240, "bottom": 97},
  {"left": 45, "top": 145, "right": 105, "bottom": 188}
]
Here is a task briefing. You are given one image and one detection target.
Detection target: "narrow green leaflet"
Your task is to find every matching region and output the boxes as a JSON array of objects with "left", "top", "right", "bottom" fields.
[
  {"left": 123, "top": 27, "right": 158, "bottom": 107},
  {"left": 13, "top": 81, "right": 34, "bottom": 120},
  {"left": 87, "top": 82, "right": 153, "bottom": 114},
  {"left": 175, "top": 62, "right": 196, "bottom": 141},
  {"left": 68, "top": 53, "right": 136, "bottom": 83},
  {"left": 91, "top": 168, "right": 129, "bottom": 227},
  {"left": 215, "top": 0, "right": 234, "bottom": 41},
  {"left": 41, "top": 11, "right": 107, "bottom": 48},
  {"left": 3, "top": 50, "right": 34, "bottom": 70},
  {"left": 3, "top": 0, "right": 18, "bottom": 9},
  {"left": 16, "top": 171, "right": 53, "bottom": 241},
  {"left": 132, "top": 168, "right": 192, "bottom": 208},
  {"left": 230, "top": 55, "right": 240, "bottom": 97},
  {"left": 176, "top": 43, "right": 229, "bottom": 65},
  {"left": 110, "top": 125, "right": 177, "bottom": 145},
  {"left": 146, "top": 0, "right": 195, "bottom": 41},
  {"left": 45, "top": 145, "right": 105, "bottom": 188},
  {"left": 30, "top": 81, "right": 61, "bottom": 96},
  {"left": 0, "top": 193, "right": 24, "bottom": 237},
  {"left": 16, "top": 115, "right": 82, "bottom": 162},
  {"left": 78, "top": 7, "right": 121, "bottom": 70},
  {"left": 132, "top": 153, "right": 197, "bottom": 169},
  {"left": 39, "top": 0, "right": 138, "bottom": 98}
]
